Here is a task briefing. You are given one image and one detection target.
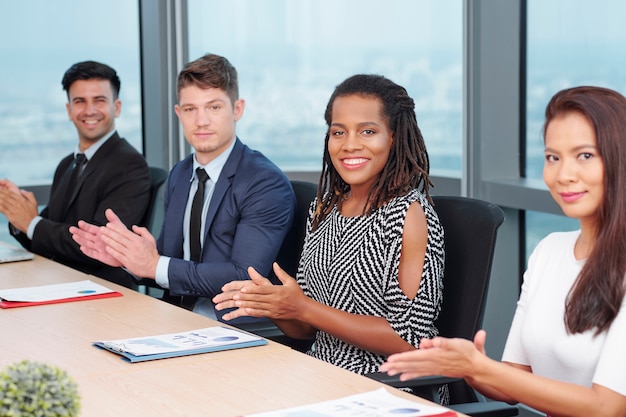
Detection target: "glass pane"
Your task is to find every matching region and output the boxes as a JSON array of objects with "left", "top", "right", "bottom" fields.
[
  {"left": 525, "top": 211, "right": 578, "bottom": 263},
  {"left": 525, "top": 1, "right": 626, "bottom": 262},
  {"left": 526, "top": 0, "right": 626, "bottom": 179},
  {"left": 0, "top": 0, "right": 142, "bottom": 185},
  {"left": 187, "top": 0, "right": 462, "bottom": 174},
  {"left": 0, "top": 0, "right": 141, "bottom": 244}
]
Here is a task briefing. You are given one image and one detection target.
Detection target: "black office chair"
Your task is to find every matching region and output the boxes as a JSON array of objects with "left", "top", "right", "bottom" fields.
[
  {"left": 143, "top": 166, "right": 168, "bottom": 234},
  {"left": 137, "top": 166, "right": 168, "bottom": 295},
  {"left": 366, "top": 195, "right": 518, "bottom": 417},
  {"left": 237, "top": 180, "right": 318, "bottom": 352},
  {"left": 274, "top": 180, "right": 318, "bottom": 279}
]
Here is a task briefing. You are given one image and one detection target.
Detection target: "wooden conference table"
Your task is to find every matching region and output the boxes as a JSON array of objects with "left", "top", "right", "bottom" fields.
[{"left": 0, "top": 251, "right": 466, "bottom": 417}]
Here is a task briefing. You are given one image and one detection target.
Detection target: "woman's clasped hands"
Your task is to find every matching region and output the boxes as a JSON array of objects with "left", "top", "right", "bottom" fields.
[{"left": 213, "top": 262, "right": 308, "bottom": 321}]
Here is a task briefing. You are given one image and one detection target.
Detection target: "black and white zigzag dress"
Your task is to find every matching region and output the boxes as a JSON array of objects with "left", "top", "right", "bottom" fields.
[{"left": 297, "top": 188, "right": 445, "bottom": 375}]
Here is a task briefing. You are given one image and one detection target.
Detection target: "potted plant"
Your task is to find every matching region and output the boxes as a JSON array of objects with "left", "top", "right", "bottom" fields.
[{"left": 0, "top": 360, "right": 80, "bottom": 416}]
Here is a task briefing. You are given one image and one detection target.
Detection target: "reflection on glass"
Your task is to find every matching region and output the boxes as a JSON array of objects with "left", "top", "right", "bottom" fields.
[
  {"left": 526, "top": 0, "right": 626, "bottom": 179},
  {"left": 187, "top": 0, "right": 462, "bottom": 174}
]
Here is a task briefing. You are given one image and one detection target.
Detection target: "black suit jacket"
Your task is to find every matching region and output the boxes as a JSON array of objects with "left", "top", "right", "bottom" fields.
[{"left": 11, "top": 132, "right": 151, "bottom": 288}]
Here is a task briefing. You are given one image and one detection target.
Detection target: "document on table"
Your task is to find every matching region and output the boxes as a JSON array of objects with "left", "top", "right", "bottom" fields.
[
  {"left": 0, "top": 245, "right": 34, "bottom": 263},
  {"left": 0, "top": 279, "right": 122, "bottom": 308},
  {"left": 244, "top": 388, "right": 457, "bottom": 417},
  {"left": 94, "top": 326, "right": 268, "bottom": 362}
]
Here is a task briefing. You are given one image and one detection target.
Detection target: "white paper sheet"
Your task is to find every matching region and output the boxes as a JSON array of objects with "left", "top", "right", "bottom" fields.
[
  {"left": 245, "top": 388, "right": 454, "bottom": 417},
  {"left": 0, "top": 280, "right": 114, "bottom": 302}
]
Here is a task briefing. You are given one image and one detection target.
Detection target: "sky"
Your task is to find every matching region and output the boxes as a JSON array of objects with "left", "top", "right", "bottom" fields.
[
  {"left": 528, "top": 0, "right": 626, "bottom": 45},
  {"left": 2, "top": 0, "right": 138, "bottom": 51},
  {"left": 5, "top": 0, "right": 626, "bottom": 49}
]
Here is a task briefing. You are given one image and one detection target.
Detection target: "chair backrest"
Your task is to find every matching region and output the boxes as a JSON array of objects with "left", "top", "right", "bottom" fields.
[
  {"left": 432, "top": 195, "right": 504, "bottom": 341},
  {"left": 274, "top": 180, "right": 318, "bottom": 278},
  {"left": 135, "top": 167, "right": 169, "bottom": 294},
  {"left": 430, "top": 195, "right": 505, "bottom": 405},
  {"left": 143, "top": 166, "right": 168, "bottom": 234},
  {"left": 362, "top": 195, "right": 514, "bottom": 414},
  {"left": 249, "top": 180, "right": 317, "bottom": 351}
]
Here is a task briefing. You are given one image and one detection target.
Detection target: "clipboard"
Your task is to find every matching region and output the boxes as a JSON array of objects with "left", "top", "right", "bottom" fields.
[{"left": 94, "top": 326, "right": 267, "bottom": 363}]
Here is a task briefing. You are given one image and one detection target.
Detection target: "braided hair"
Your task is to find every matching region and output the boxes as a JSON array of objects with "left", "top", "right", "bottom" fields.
[{"left": 312, "top": 74, "right": 433, "bottom": 231}]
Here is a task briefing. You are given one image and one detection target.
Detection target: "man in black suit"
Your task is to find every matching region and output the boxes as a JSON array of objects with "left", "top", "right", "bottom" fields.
[{"left": 0, "top": 61, "right": 150, "bottom": 288}]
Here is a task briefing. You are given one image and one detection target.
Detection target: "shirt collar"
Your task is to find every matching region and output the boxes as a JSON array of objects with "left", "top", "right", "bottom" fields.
[
  {"left": 74, "top": 129, "right": 116, "bottom": 161},
  {"left": 191, "top": 138, "right": 236, "bottom": 183}
]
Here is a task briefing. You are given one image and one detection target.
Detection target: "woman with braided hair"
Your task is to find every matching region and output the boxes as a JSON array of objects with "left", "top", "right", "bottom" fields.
[{"left": 214, "top": 74, "right": 444, "bottom": 390}]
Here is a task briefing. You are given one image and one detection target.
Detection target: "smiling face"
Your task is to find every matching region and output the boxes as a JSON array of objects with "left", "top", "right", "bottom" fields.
[
  {"left": 327, "top": 94, "right": 393, "bottom": 196},
  {"left": 543, "top": 111, "right": 604, "bottom": 230},
  {"left": 65, "top": 79, "right": 120, "bottom": 150},
  {"left": 175, "top": 85, "right": 244, "bottom": 165}
]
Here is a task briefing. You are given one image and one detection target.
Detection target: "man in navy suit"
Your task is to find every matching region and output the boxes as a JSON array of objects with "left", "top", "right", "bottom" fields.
[
  {"left": 71, "top": 54, "right": 295, "bottom": 324},
  {"left": 0, "top": 61, "right": 150, "bottom": 288}
]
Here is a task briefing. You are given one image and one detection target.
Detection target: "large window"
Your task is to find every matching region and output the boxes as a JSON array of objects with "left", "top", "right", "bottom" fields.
[
  {"left": 187, "top": 0, "right": 463, "bottom": 174},
  {"left": 0, "top": 0, "right": 141, "bottom": 243},
  {"left": 526, "top": 0, "right": 626, "bottom": 179},
  {"left": 0, "top": 1, "right": 142, "bottom": 185},
  {"left": 524, "top": 0, "right": 626, "bottom": 252}
]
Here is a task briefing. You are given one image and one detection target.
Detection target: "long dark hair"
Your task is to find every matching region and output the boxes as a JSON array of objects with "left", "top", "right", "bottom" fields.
[
  {"left": 312, "top": 74, "right": 432, "bottom": 231},
  {"left": 543, "top": 86, "right": 626, "bottom": 334}
]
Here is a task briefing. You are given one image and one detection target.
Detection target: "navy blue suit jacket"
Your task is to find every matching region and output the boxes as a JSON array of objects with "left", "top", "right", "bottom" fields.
[{"left": 156, "top": 138, "right": 295, "bottom": 323}]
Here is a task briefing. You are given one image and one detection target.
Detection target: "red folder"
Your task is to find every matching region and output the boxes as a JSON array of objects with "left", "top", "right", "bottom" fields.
[{"left": 0, "top": 291, "right": 122, "bottom": 308}]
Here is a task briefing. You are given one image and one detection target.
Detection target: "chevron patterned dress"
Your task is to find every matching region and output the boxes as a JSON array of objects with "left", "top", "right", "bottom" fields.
[{"left": 297, "top": 188, "right": 445, "bottom": 375}]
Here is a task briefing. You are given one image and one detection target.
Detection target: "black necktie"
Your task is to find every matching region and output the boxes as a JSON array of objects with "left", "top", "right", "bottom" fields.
[
  {"left": 67, "top": 153, "right": 87, "bottom": 195},
  {"left": 190, "top": 168, "right": 209, "bottom": 262}
]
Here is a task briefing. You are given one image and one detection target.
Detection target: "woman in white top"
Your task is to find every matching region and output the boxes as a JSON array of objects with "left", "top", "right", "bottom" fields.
[{"left": 381, "top": 86, "right": 626, "bottom": 417}]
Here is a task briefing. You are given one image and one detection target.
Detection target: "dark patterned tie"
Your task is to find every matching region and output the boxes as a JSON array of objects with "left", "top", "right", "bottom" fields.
[
  {"left": 189, "top": 168, "right": 209, "bottom": 262},
  {"left": 64, "top": 152, "right": 87, "bottom": 209}
]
